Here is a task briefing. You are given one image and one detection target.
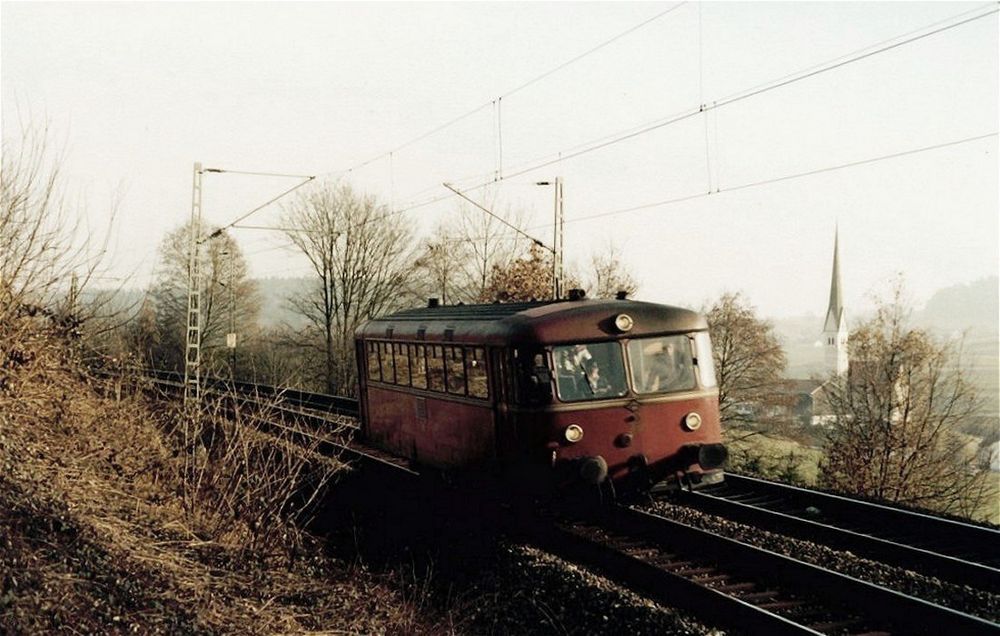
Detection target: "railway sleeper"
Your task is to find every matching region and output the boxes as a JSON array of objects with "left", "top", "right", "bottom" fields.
[
  {"left": 671, "top": 566, "right": 719, "bottom": 577},
  {"left": 737, "top": 589, "right": 782, "bottom": 602},
  {"left": 715, "top": 581, "right": 757, "bottom": 593},
  {"left": 693, "top": 573, "right": 733, "bottom": 585},
  {"left": 807, "top": 619, "right": 866, "bottom": 633},
  {"left": 756, "top": 600, "right": 807, "bottom": 612}
]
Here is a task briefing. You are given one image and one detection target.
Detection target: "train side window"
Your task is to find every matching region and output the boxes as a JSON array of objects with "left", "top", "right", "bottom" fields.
[
  {"left": 393, "top": 343, "right": 410, "bottom": 386},
  {"left": 379, "top": 342, "right": 395, "bottom": 384},
  {"left": 366, "top": 342, "right": 380, "bottom": 381},
  {"left": 427, "top": 345, "right": 446, "bottom": 392},
  {"left": 693, "top": 332, "right": 718, "bottom": 388},
  {"left": 410, "top": 344, "right": 428, "bottom": 389},
  {"left": 445, "top": 346, "right": 466, "bottom": 395},
  {"left": 466, "top": 347, "right": 488, "bottom": 399}
]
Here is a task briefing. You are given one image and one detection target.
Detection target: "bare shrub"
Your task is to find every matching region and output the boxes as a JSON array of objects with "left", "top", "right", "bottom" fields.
[{"left": 157, "top": 390, "right": 348, "bottom": 557}]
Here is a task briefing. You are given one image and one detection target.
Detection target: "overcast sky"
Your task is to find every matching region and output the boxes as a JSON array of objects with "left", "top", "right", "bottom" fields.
[{"left": 2, "top": 1, "right": 997, "bottom": 318}]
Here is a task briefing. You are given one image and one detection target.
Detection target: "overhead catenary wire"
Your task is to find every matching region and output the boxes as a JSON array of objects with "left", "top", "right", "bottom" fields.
[
  {"left": 323, "top": 3, "right": 687, "bottom": 180},
  {"left": 201, "top": 168, "right": 318, "bottom": 179},
  {"left": 712, "top": 1, "right": 999, "bottom": 105},
  {"left": 240, "top": 132, "right": 997, "bottom": 256},
  {"left": 205, "top": 175, "right": 316, "bottom": 241},
  {"left": 447, "top": 5, "right": 999, "bottom": 194},
  {"left": 386, "top": 3, "right": 997, "bottom": 210},
  {"left": 232, "top": 224, "right": 328, "bottom": 234},
  {"left": 227, "top": 5, "right": 997, "bottom": 269},
  {"left": 545, "top": 132, "right": 998, "bottom": 228},
  {"left": 442, "top": 183, "right": 553, "bottom": 251},
  {"left": 500, "top": 2, "right": 687, "bottom": 100},
  {"left": 323, "top": 2, "right": 998, "bottom": 218}
]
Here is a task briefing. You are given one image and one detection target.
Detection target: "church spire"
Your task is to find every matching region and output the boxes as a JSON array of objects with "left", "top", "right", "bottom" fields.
[
  {"left": 824, "top": 226, "right": 844, "bottom": 333},
  {"left": 823, "top": 226, "right": 848, "bottom": 375}
]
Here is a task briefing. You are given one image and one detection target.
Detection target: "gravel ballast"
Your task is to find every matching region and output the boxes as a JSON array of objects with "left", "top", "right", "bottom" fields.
[{"left": 642, "top": 498, "right": 1000, "bottom": 622}]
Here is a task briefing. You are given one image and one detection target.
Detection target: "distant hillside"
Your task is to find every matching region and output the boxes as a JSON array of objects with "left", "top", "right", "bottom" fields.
[
  {"left": 254, "top": 276, "right": 312, "bottom": 329},
  {"left": 918, "top": 276, "right": 999, "bottom": 334},
  {"left": 774, "top": 277, "right": 998, "bottom": 416}
]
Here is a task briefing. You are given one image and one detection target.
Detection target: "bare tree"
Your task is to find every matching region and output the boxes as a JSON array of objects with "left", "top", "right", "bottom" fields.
[
  {"left": 705, "top": 292, "right": 789, "bottom": 437},
  {"left": 585, "top": 241, "right": 639, "bottom": 299},
  {"left": 1, "top": 123, "right": 119, "bottom": 367},
  {"left": 452, "top": 199, "right": 530, "bottom": 302},
  {"left": 0, "top": 125, "right": 114, "bottom": 317},
  {"left": 820, "top": 283, "right": 996, "bottom": 518},
  {"left": 410, "top": 220, "right": 472, "bottom": 306},
  {"left": 147, "top": 222, "right": 259, "bottom": 373},
  {"left": 482, "top": 243, "right": 552, "bottom": 303},
  {"left": 282, "top": 182, "right": 415, "bottom": 394}
]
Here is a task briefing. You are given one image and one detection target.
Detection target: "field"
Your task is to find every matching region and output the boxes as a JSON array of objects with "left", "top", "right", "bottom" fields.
[{"left": 729, "top": 430, "right": 1000, "bottom": 524}]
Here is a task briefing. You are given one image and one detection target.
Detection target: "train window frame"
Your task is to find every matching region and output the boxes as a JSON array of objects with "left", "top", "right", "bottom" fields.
[
  {"left": 515, "top": 347, "right": 553, "bottom": 405},
  {"left": 379, "top": 341, "right": 395, "bottom": 384},
  {"left": 465, "top": 346, "right": 489, "bottom": 399},
  {"left": 427, "top": 345, "right": 446, "bottom": 392},
  {"left": 410, "top": 343, "right": 428, "bottom": 390},
  {"left": 445, "top": 345, "right": 467, "bottom": 396},
  {"left": 366, "top": 341, "right": 381, "bottom": 381},
  {"left": 393, "top": 342, "right": 411, "bottom": 386}
]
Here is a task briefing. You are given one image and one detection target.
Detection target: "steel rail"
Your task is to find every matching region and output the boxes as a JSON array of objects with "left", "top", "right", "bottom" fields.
[
  {"left": 685, "top": 474, "right": 1000, "bottom": 592},
  {"left": 530, "top": 505, "right": 999, "bottom": 635},
  {"left": 91, "top": 368, "right": 414, "bottom": 476}
]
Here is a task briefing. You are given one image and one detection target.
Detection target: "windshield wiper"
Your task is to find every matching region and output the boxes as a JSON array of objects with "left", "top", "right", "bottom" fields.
[{"left": 578, "top": 362, "right": 595, "bottom": 394}]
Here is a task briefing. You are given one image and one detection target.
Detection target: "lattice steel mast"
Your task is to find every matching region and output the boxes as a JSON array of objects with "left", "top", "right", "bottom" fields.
[{"left": 183, "top": 162, "right": 204, "bottom": 406}]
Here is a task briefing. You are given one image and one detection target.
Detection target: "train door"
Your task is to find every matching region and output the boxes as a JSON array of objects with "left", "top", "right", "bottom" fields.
[{"left": 490, "top": 347, "right": 512, "bottom": 461}]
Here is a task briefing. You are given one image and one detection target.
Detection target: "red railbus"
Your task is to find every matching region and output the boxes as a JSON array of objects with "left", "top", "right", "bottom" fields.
[{"left": 355, "top": 294, "right": 726, "bottom": 495}]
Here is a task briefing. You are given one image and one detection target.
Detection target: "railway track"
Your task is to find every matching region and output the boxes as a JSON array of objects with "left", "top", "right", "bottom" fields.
[
  {"left": 683, "top": 474, "right": 1000, "bottom": 592},
  {"left": 530, "top": 505, "right": 999, "bottom": 635},
  {"left": 101, "top": 369, "right": 999, "bottom": 632},
  {"left": 91, "top": 367, "right": 418, "bottom": 476}
]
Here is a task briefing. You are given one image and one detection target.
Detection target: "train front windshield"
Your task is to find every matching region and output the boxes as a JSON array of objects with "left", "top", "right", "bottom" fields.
[
  {"left": 553, "top": 342, "right": 628, "bottom": 402},
  {"left": 627, "top": 335, "right": 696, "bottom": 394},
  {"left": 552, "top": 333, "right": 716, "bottom": 402}
]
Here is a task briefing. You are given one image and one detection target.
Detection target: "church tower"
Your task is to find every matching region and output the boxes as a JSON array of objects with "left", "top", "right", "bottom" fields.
[{"left": 823, "top": 228, "right": 848, "bottom": 376}]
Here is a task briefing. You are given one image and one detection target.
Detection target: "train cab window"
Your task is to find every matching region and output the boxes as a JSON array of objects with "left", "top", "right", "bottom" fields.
[
  {"left": 445, "top": 346, "right": 466, "bottom": 395},
  {"left": 515, "top": 348, "right": 552, "bottom": 405},
  {"left": 410, "top": 344, "right": 428, "bottom": 390},
  {"left": 393, "top": 343, "right": 410, "bottom": 386},
  {"left": 693, "top": 332, "right": 717, "bottom": 388},
  {"left": 427, "top": 346, "right": 446, "bottom": 392},
  {"left": 366, "top": 342, "right": 381, "bottom": 381},
  {"left": 627, "top": 335, "right": 696, "bottom": 394},
  {"left": 553, "top": 342, "right": 628, "bottom": 402},
  {"left": 466, "top": 347, "right": 488, "bottom": 399},
  {"left": 379, "top": 342, "right": 395, "bottom": 383}
]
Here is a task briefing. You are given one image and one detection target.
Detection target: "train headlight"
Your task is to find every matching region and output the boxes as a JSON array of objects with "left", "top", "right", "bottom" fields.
[
  {"left": 683, "top": 412, "right": 702, "bottom": 431},
  {"left": 614, "top": 313, "right": 634, "bottom": 332},
  {"left": 564, "top": 424, "right": 585, "bottom": 443}
]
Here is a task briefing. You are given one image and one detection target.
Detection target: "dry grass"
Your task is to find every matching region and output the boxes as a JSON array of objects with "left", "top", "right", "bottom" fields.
[{"left": 0, "top": 315, "right": 445, "bottom": 634}]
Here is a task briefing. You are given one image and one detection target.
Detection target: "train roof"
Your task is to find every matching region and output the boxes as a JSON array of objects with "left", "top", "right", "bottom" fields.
[{"left": 357, "top": 297, "right": 707, "bottom": 346}]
